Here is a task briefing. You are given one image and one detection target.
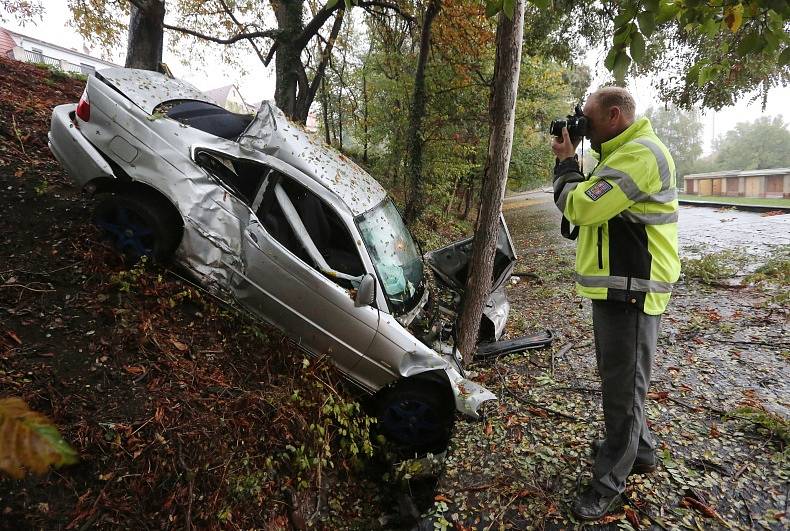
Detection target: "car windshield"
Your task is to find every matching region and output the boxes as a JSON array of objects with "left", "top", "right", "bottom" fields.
[{"left": 356, "top": 200, "right": 424, "bottom": 315}]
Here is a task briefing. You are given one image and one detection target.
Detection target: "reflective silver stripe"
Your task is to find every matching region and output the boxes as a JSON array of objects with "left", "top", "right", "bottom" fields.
[
  {"left": 576, "top": 274, "right": 674, "bottom": 293},
  {"left": 576, "top": 274, "right": 628, "bottom": 289},
  {"left": 619, "top": 210, "right": 679, "bottom": 225},
  {"left": 596, "top": 166, "right": 644, "bottom": 202},
  {"left": 649, "top": 188, "right": 678, "bottom": 203},
  {"left": 631, "top": 278, "right": 674, "bottom": 293},
  {"left": 556, "top": 181, "right": 579, "bottom": 212},
  {"left": 596, "top": 165, "right": 677, "bottom": 204},
  {"left": 634, "top": 138, "right": 672, "bottom": 190}
]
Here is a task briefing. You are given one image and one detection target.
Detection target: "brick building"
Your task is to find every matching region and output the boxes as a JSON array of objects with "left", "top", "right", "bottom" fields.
[{"left": 683, "top": 168, "right": 790, "bottom": 199}]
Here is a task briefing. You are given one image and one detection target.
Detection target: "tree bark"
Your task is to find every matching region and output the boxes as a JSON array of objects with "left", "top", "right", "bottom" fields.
[
  {"left": 456, "top": 1, "right": 525, "bottom": 363},
  {"left": 125, "top": 0, "right": 166, "bottom": 71},
  {"left": 403, "top": 0, "right": 441, "bottom": 224},
  {"left": 362, "top": 71, "right": 369, "bottom": 163},
  {"left": 271, "top": 0, "right": 307, "bottom": 120},
  {"left": 321, "top": 78, "right": 331, "bottom": 145}
]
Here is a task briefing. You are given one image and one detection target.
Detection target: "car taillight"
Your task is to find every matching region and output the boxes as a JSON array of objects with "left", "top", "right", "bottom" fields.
[{"left": 76, "top": 90, "right": 90, "bottom": 122}]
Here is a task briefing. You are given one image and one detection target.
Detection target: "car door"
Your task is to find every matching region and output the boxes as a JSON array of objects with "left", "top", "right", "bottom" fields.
[{"left": 230, "top": 168, "right": 380, "bottom": 375}]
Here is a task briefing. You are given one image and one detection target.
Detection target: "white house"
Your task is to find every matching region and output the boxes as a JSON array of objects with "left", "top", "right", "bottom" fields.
[
  {"left": 0, "top": 26, "right": 119, "bottom": 75},
  {"left": 203, "top": 84, "right": 256, "bottom": 114}
]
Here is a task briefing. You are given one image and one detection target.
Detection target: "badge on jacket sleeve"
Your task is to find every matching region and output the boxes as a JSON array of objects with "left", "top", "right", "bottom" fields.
[{"left": 585, "top": 180, "right": 613, "bottom": 201}]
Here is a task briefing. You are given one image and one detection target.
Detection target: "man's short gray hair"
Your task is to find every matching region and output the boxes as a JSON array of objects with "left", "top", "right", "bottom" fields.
[{"left": 592, "top": 87, "right": 636, "bottom": 120}]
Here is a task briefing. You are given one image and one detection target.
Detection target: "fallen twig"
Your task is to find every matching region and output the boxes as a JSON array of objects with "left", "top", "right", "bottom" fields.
[
  {"left": 739, "top": 493, "right": 754, "bottom": 527},
  {"left": 551, "top": 342, "right": 573, "bottom": 378},
  {"left": 11, "top": 114, "right": 28, "bottom": 160}
]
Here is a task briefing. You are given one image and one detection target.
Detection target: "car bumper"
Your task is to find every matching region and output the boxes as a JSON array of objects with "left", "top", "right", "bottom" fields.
[{"left": 48, "top": 104, "right": 115, "bottom": 189}]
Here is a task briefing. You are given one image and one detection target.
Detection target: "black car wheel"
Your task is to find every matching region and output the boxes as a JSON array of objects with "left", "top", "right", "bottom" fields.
[
  {"left": 94, "top": 193, "right": 181, "bottom": 263},
  {"left": 375, "top": 378, "right": 455, "bottom": 455}
]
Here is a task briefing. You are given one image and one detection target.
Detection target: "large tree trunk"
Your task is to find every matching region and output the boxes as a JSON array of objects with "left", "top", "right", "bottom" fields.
[
  {"left": 403, "top": 0, "right": 441, "bottom": 224},
  {"left": 125, "top": 0, "right": 166, "bottom": 70},
  {"left": 271, "top": 0, "right": 307, "bottom": 120},
  {"left": 456, "top": 1, "right": 525, "bottom": 362}
]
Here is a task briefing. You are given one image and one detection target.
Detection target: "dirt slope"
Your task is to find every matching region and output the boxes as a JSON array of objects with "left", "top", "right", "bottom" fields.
[{"left": 0, "top": 57, "right": 383, "bottom": 530}]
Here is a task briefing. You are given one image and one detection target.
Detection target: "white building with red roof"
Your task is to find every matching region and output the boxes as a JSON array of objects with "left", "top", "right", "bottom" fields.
[{"left": 0, "top": 26, "right": 119, "bottom": 74}]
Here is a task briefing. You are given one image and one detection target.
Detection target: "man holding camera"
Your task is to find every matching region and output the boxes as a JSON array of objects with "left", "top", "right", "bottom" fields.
[{"left": 550, "top": 87, "right": 680, "bottom": 520}]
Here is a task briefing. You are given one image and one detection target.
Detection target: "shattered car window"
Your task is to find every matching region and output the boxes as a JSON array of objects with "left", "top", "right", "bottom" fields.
[{"left": 356, "top": 200, "right": 423, "bottom": 314}]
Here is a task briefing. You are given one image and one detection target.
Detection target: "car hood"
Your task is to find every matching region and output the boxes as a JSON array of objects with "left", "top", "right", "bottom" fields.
[
  {"left": 425, "top": 215, "right": 517, "bottom": 294},
  {"left": 97, "top": 68, "right": 213, "bottom": 115}
]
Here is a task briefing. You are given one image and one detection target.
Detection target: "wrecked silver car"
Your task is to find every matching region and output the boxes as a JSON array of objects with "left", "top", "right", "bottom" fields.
[{"left": 48, "top": 68, "right": 535, "bottom": 452}]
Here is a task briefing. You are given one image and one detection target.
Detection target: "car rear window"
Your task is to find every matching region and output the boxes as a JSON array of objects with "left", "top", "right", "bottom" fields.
[{"left": 155, "top": 100, "right": 254, "bottom": 141}]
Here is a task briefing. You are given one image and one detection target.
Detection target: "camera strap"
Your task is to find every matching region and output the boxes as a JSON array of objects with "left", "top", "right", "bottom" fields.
[{"left": 561, "top": 216, "right": 579, "bottom": 240}]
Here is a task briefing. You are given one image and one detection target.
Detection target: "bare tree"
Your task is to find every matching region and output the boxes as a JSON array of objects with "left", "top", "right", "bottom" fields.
[{"left": 403, "top": 0, "right": 441, "bottom": 223}]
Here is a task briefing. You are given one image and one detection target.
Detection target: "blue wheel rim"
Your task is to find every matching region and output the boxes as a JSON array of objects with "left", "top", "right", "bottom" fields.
[
  {"left": 381, "top": 398, "right": 441, "bottom": 444},
  {"left": 96, "top": 206, "right": 154, "bottom": 259}
]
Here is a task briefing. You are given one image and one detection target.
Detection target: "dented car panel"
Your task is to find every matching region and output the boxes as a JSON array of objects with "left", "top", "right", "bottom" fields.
[
  {"left": 48, "top": 68, "right": 513, "bottom": 425},
  {"left": 425, "top": 215, "right": 517, "bottom": 340}
]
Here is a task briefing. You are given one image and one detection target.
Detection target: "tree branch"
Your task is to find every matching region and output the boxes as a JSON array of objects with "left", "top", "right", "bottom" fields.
[
  {"left": 358, "top": 0, "right": 416, "bottom": 23},
  {"left": 163, "top": 23, "right": 279, "bottom": 45},
  {"left": 295, "top": 0, "right": 414, "bottom": 51},
  {"left": 217, "top": 0, "right": 266, "bottom": 64},
  {"left": 306, "top": 9, "right": 345, "bottom": 113}
]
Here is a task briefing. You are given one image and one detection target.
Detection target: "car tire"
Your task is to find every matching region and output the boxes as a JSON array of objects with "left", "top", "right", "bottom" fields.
[
  {"left": 374, "top": 378, "right": 455, "bottom": 455},
  {"left": 93, "top": 193, "right": 182, "bottom": 263}
]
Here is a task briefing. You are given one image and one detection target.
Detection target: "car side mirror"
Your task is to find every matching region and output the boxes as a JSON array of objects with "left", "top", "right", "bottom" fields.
[{"left": 355, "top": 274, "right": 376, "bottom": 307}]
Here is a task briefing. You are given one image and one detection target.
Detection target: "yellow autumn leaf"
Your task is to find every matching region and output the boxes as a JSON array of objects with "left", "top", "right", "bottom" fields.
[
  {"left": 0, "top": 398, "right": 79, "bottom": 479},
  {"left": 724, "top": 4, "right": 744, "bottom": 33}
]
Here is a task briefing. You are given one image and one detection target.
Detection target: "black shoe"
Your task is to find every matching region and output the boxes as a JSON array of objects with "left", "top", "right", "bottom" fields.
[
  {"left": 572, "top": 485, "right": 623, "bottom": 521},
  {"left": 590, "top": 439, "right": 657, "bottom": 475}
]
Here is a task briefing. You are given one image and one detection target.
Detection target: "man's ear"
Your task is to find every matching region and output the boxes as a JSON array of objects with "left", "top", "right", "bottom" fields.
[{"left": 609, "top": 106, "right": 621, "bottom": 123}]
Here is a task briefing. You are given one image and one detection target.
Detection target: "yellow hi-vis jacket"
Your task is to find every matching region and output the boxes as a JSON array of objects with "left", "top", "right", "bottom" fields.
[{"left": 552, "top": 118, "right": 680, "bottom": 315}]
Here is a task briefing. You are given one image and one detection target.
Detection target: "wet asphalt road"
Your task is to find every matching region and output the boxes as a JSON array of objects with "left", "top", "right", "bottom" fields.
[{"left": 504, "top": 190, "right": 790, "bottom": 257}]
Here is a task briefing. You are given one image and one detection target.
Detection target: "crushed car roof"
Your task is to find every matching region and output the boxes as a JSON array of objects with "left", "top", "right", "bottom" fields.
[
  {"left": 96, "top": 68, "right": 387, "bottom": 216},
  {"left": 239, "top": 103, "right": 386, "bottom": 216}
]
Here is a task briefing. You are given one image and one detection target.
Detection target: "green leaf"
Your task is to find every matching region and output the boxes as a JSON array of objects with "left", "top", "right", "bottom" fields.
[
  {"left": 779, "top": 47, "right": 790, "bottom": 67},
  {"left": 656, "top": 0, "right": 679, "bottom": 23},
  {"left": 529, "top": 0, "right": 551, "bottom": 8},
  {"left": 503, "top": 0, "right": 516, "bottom": 19},
  {"left": 604, "top": 45, "right": 620, "bottom": 71},
  {"left": 763, "top": 28, "right": 781, "bottom": 53},
  {"left": 613, "top": 9, "right": 635, "bottom": 27},
  {"left": 326, "top": 0, "right": 340, "bottom": 8},
  {"left": 637, "top": 12, "right": 656, "bottom": 37},
  {"left": 485, "top": 0, "right": 504, "bottom": 18},
  {"left": 613, "top": 51, "right": 632, "bottom": 83},
  {"left": 701, "top": 17, "right": 718, "bottom": 37},
  {"left": 630, "top": 32, "right": 646, "bottom": 64},
  {"left": 613, "top": 23, "right": 633, "bottom": 45},
  {"left": 697, "top": 65, "right": 715, "bottom": 85},
  {"left": 737, "top": 32, "right": 764, "bottom": 55},
  {"left": 644, "top": 0, "right": 660, "bottom": 12}
]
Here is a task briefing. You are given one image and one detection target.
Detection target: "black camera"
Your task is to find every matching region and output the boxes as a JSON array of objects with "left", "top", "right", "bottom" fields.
[{"left": 549, "top": 104, "right": 588, "bottom": 140}]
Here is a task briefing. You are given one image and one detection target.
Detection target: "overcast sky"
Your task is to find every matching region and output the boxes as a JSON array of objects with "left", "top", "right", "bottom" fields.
[{"left": 3, "top": 1, "right": 788, "bottom": 155}]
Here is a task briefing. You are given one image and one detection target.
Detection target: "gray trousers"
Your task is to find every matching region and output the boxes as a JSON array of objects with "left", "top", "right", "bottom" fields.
[{"left": 591, "top": 300, "right": 661, "bottom": 496}]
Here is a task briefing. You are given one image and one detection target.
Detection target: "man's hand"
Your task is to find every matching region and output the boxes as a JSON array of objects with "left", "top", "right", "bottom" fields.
[{"left": 551, "top": 127, "right": 580, "bottom": 161}]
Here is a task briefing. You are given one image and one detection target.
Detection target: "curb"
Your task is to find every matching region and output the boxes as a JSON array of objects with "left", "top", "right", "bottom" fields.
[{"left": 679, "top": 199, "right": 790, "bottom": 213}]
